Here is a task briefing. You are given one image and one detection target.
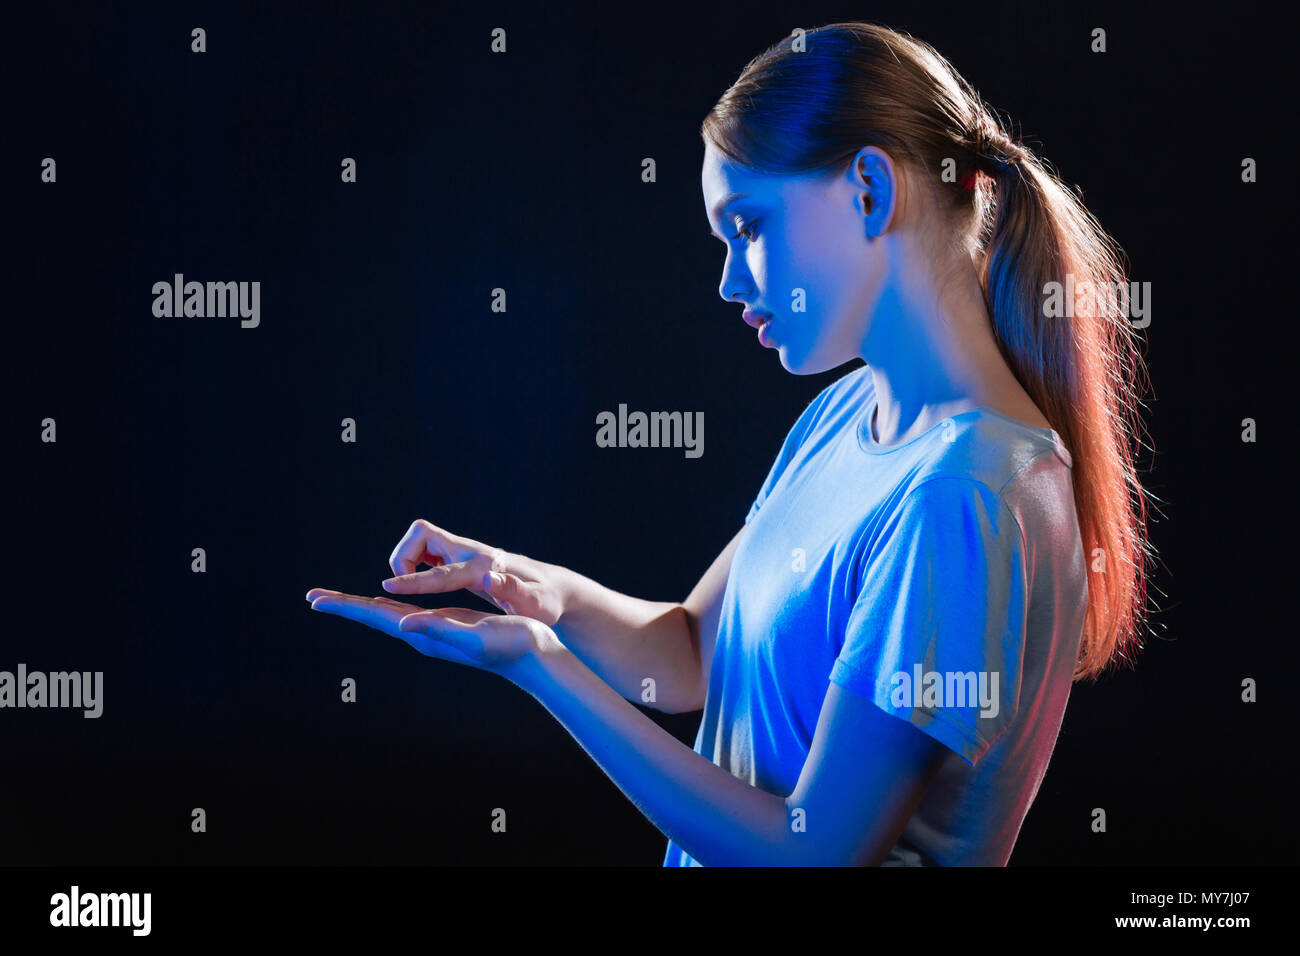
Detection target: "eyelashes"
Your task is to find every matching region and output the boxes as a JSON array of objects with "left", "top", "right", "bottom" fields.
[
  {"left": 730, "top": 219, "right": 759, "bottom": 243},
  {"left": 708, "top": 218, "right": 759, "bottom": 245}
]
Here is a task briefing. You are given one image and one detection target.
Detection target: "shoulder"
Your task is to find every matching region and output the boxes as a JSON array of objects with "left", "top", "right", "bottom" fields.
[
  {"left": 895, "top": 415, "right": 1075, "bottom": 548},
  {"left": 914, "top": 412, "right": 1070, "bottom": 500}
]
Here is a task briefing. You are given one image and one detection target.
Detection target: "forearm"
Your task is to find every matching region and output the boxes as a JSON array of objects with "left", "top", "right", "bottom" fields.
[
  {"left": 507, "top": 552, "right": 702, "bottom": 712},
  {"left": 506, "top": 634, "right": 798, "bottom": 865}
]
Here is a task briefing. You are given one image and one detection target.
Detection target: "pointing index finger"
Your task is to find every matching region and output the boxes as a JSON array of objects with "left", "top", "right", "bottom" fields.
[{"left": 382, "top": 560, "right": 483, "bottom": 594}]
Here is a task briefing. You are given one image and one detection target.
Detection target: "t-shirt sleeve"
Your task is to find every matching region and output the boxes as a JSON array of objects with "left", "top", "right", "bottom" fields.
[
  {"left": 744, "top": 383, "right": 838, "bottom": 525},
  {"left": 828, "top": 476, "right": 1030, "bottom": 767}
]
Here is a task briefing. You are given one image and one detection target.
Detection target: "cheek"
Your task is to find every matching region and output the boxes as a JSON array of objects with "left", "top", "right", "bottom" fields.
[
  {"left": 814, "top": 237, "right": 877, "bottom": 330},
  {"left": 783, "top": 254, "right": 849, "bottom": 336},
  {"left": 784, "top": 222, "right": 856, "bottom": 310}
]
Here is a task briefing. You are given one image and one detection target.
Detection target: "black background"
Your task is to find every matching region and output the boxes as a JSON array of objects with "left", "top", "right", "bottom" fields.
[{"left": 5, "top": 0, "right": 1291, "bottom": 866}]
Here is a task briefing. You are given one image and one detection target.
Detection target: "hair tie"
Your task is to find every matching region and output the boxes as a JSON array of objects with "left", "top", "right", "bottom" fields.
[{"left": 968, "top": 125, "right": 1028, "bottom": 180}]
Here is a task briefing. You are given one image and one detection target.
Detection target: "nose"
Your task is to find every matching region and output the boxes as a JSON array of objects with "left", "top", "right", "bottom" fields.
[{"left": 718, "top": 253, "right": 753, "bottom": 304}]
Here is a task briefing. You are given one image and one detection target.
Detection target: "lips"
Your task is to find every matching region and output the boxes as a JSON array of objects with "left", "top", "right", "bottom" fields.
[{"left": 743, "top": 310, "right": 772, "bottom": 329}]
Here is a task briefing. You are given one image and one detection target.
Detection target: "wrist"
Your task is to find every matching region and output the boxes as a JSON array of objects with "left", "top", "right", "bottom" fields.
[
  {"left": 501, "top": 623, "right": 569, "bottom": 694},
  {"left": 505, "top": 551, "right": 573, "bottom": 627}
]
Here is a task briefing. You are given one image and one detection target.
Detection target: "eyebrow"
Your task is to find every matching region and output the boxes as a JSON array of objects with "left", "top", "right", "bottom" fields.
[{"left": 708, "top": 192, "right": 749, "bottom": 236}]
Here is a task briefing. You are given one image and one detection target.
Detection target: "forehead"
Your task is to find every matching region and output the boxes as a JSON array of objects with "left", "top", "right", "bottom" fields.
[
  {"left": 701, "top": 142, "right": 827, "bottom": 223},
  {"left": 700, "top": 142, "right": 762, "bottom": 207}
]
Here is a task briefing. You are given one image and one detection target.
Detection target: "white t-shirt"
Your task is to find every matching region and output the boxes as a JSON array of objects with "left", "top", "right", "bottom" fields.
[{"left": 664, "top": 363, "right": 1088, "bottom": 866}]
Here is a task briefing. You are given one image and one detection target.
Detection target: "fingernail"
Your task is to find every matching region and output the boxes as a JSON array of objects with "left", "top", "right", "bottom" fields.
[{"left": 382, "top": 579, "right": 396, "bottom": 590}]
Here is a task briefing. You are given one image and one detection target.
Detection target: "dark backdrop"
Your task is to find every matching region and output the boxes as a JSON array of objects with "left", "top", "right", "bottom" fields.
[{"left": 5, "top": 0, "right": 1291, "bottom": 865}]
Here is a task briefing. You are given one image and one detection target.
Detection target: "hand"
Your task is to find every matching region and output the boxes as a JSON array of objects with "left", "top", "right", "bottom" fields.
[
  {"left": 380, "top": 519, "right": 564, "bottom": 626},
  {"left": 305, "top": 588, "right": 558, "bottom": 681}
]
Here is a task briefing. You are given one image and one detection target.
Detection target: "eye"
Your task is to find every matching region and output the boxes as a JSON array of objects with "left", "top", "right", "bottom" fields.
[{"left": 730, "top": 218, "right": 759, "bottom": 243}]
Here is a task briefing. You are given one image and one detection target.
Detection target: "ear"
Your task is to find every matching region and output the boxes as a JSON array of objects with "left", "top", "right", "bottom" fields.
[{"left": 849, "top": 146, "right": 898, "bottom": 239}]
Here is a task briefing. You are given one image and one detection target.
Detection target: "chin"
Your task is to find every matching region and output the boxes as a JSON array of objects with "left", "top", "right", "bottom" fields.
[
  {"left": 780, "top": 355, "right": 820, "bottom": 375},
  {"left": 779, "top": 346, "right": 840, "bottom": 376}
]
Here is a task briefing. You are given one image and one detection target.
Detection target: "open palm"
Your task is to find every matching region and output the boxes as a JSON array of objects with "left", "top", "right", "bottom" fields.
[{"left": 306, "top": 588, "right": 550, "bottom": 676}]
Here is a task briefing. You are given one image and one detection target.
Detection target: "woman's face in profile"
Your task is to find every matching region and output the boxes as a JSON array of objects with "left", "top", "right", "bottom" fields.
[{"left": 701, "top": 140, "right": 885, "bottom": 375}]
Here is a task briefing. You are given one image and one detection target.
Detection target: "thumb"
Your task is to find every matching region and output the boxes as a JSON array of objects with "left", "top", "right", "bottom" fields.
[
  {"left": 483, "top": 570, "right": 520, "bottom": 614},
  {"left": 483, "top": 571, "right": 562, "bottom": 626},
  {"left": 483, "top": 569, "right": 558, "bottom": 621}
]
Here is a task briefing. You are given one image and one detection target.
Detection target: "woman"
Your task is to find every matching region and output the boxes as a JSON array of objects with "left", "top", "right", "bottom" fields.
[{"left": 306, "top": 21, "right": 1152, "bottom": 866}]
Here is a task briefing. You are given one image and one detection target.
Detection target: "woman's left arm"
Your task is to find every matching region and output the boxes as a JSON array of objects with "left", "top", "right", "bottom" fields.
[
  {"left": 511, "top": 626, "right": 948, "bottom": 866},
  {"left": 306, "top": 590, "right": 947, "bottom": 866}
]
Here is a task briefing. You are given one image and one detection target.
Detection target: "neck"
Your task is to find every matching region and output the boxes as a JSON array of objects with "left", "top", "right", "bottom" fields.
[{"left": 861, "top": 236, "right": 1016, "bottom": 445}]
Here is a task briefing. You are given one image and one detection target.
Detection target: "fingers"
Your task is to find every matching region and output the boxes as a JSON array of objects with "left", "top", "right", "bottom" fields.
[
  {"left": 397, "top": 610, "right": 483, "bottom": 659},
  {"left": 309, "top": 591, "right": 404, "bottom": 630},
  {"left": 386, "top": 610, "right": 483, "bottom": 668},
  {"left": 397, "top": 609, "right": 546, "bottom": 671},
  {"left": 307, "top": 587, "right": 428, "bottom": 611},
  {"left": 367, "top": 595, "right": 427, "bottom": 613},
  {"left": 482, "top": 571, "right": 518, "bottom": 614},
  {"left": 382, "top": 558, "right": 487, "bottom": 595},
  {"left": 480, "top": 571, "right": 562, "bottom": 626},
  {"left": 426, "top": 606, "right": 492, "bottom": 625},
  {"left": 306, "top": 591, "right": 482, "bottom": 668},
  {"left": 309, "top": 590, "right": 421, "bottom": 621},
  {"left": 388, "top": 518, "right": 455, "bottom": 577}
]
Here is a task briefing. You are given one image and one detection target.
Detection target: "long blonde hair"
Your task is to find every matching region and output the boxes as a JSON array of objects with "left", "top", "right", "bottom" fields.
[{"left": 702, "top": 22, "right": 1156, "bottom": 680}]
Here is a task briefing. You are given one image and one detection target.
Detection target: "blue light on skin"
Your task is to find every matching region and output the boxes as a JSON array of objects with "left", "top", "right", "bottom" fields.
[
  {"left": 305, "top": 139, "right": 1057, "bottom": 867},
  {"left": 701, "top": 140, "right": 1051, "bottom": 443}
]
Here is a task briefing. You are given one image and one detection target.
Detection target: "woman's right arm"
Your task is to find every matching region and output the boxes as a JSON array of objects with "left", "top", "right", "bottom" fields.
[
  {"left": 381, "top": 520, "right": 744, "bottom": 715},
  {"left": 522, "top": 525, "right": 744, "bottom": 714}
]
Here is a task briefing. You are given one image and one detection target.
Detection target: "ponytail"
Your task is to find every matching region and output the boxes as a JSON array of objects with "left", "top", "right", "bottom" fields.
[{"left": 974, "top": 122, "right": 1154, "bottom": 680}]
